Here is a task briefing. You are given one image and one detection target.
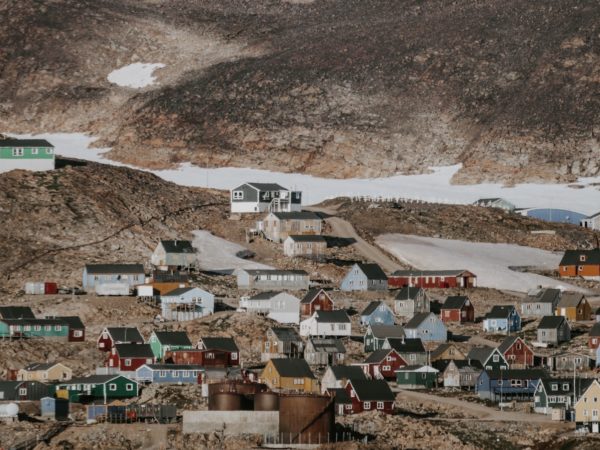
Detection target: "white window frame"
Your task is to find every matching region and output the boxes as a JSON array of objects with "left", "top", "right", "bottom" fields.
[
  {"left": 363, "top": 402, "right": 371, "bottom": 410},
  {"left": 124, "top": 359, "right": 132, "bottom": 367},
  {"left": 232, "top": 191, "right": 244, "bottom": 200},
  {"left": 12, "top": 148, "right": 24, "bottom": 157},
  {"left": 109, "top": 383, "right": 117, "bottom": 391},
  {"left": 126, "top": 383, "right": 134, "bottom": 391},
  {"left": 19, "top": 388, "right": 27, "bottom": 396}
]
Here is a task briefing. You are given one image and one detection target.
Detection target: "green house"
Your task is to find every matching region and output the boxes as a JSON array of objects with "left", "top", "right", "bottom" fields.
[
  {"left": 149, "top": 331, "right": 193, "bottom": 361},
  {"left": 0, "top": 138, "right": 55, "bottom": 173},
  {"left": 54, "top": 375, "right": 138, "bottom": 403},
  {"left": 0, "top": 319, "right": 70, "bottom": 340},
  {"left": 395, "top": 365, "right": 439, "bottom": 389},
  {"left": 364, "top": 324, "right": 405, "bottom": 352}
]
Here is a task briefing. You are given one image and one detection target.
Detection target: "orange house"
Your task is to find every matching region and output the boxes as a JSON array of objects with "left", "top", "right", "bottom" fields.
[{"left": 558, "top": 249, "right": 600, "bottom": 279}]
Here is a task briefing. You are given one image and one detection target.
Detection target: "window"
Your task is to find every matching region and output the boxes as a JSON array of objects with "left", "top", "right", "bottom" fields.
[
  {"left": 382, "top": 365, "right": 391, "bottom": 371},
  {"left": 46, "top": 148, "right": 53, "bottom": 155},
  {"left": 160, "top": 371, "right": 167, "bottom": 378},
  {"left": 206, "top": 353, "right": 214, "bottom": 359},
  {"left": 24, "top": 325, "right": 31, "bottom": 331},
  {"left": 232, "top": 190, "right": 244, "bottom": 200},
  {"left": 74, "top": 330, "right": 83, "bottom": 337},
  {"left": 126, "top": 384, "right": 134, "bottom": 391},
  {"left": 182, "top": 371, "right": 189, "bottom": 378},
  {"left": 580, "top": 255, "right": 587, "bottom": 262},
  {"left": 265, "top": 342, "right": 270, "bottom": 350},
  {"left": 293, "top": 378, "right": 303, "bottom": 385},
  {"left": 55, "top": 325, "right": 62, "bottom": 331},
  {"left": 173, "top": 371, "right": 179, "bottom": 377},
  {"left": 12, "top": 148, "right": 24, "bottom": 156},
  {"left": 109, "top": 384, "right": 117, "bottom": 391},
  {"left": 492, "top": 355, "right": 499, "bottom": 362},
  {"left": 363, "top": 402, "right": 371, "bottom": 410},
  {"left": 377, "top": 402, "right": 384, "bottom": 410},
  {"left": 345, "top": 404, "right": 352, "bottom": 410},
  {"left": 34, "top": 325, "right": 41, "bottom": 331},
  {"left": 386, "top": 356, "right": 393, "bottom": 362},
  {"left": 32, "top": 148, "right": 38, "bottom": 155},
  {"left": 410, "top": 354, "right": 416, "bottom": 361},
  {"left": 19, "top": 388, "right": 27, "bottom": 396},
  {"left": 578, "top": 266, "right": 584, "bottom": 271},
  {"left": 45, "top": 325, "right": 51, "bottom": 331},
  {"left": 231, "top": 353, "right": 238, "bottom": 360}
]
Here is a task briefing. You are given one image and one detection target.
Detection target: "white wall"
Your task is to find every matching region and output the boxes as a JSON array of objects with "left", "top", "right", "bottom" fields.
[{"left": 0, "top": 158, "right": 55, "bottom": 173}]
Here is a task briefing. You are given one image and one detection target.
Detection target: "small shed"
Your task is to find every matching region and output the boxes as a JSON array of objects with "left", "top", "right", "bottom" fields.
[{"left": 395, "top": 365, "right": 439, "bottom": 389}]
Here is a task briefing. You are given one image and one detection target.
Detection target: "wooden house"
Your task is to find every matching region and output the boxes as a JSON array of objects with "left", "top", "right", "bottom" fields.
[
  {"left": 476, "top": 369, "right": 547, "bottom": 402},
  {"left": 467, "top": 346, "right": 508, "bottom": 371},
  {"left": 300, "top": 310, "right": 351, "bottom": 337},
  {"left": 135, "top": 364, "right": 204, "bottom": 384},
  {"left": 430, "top": 343, "right": 466, "bottom": 362},
  {"left": 521, "top": 288, "right": 561, "bottom": 318},
  {"left": 497, "top": 336, "right": 534, "bottom": 368},
  {"left": 483, "top": 305, "right": 521, "bottom": 334},
  {"left": 548, "top": 352, "right": 594, "bottom": 372},
  {"left": 261, "top": 327, "right": 304, "bottom": 362},
  {"left": 283, "top": 235, "right": 327, "bottom": 259},
  {"left": 360, "top": 301, "right": 395, "bottom": 327},
  {"left": 555, "top": 292, "right": 591, "bottom": 321},
  {"left": 236, "top": 269, "right": 309, "bottom": 291},
  {"left": 0, "top": 381, "right": 51, "bottom": 401},
  {"left": 537, "top": 316, "right": 571, "bottom": 345},
  {"left": 574, "top": 379, "right": 600, "bottom": 432},
  {"left": 149, "top": 331, "right": 193, "bottom": 361},
  {"left": 383, "top": 338, "right": 428, "bottom": 366},
  {"left": 304, "top": 338, "right": 346, "bottom": 366},
  {"left": 558, "top": 249, "right": 600, "bottom": 280},
  {"left": 320, "top": 365, "right": 367, "bottom": 394},
  {"left": 58, "top": 316, "right": 86, "bottom": 342},
  {"left": 340, "top": 263, "right": 388, "bottom": 292},
  {"left": 394, "top": 287, "right": 430, "bottom": 319},
  {"left": 441, "top": 360, "right": 480, "bottom": 389},
  {"left": 328, "top": 388, "right": 353, "bottom": 416},
  {"left": 148, "top": 271, "right": 190, "bottom": 295},
  {"left": 97, "top": 327, "right": 144, "bottom": 352},
  {"left": 363, "top": 324, "right": 405, "bottom": 352},
  {"left": 589, "top": 323, "right": 600, "bottom": 349},
  {"left": 300, "top": 289, "right": 334, "bottom": 317},
  {"left": 404, "top": 312, "right": 447, "bottom": 343},
  {"left": 388, "top": 270, "right": 477, "bottom": 289},
  {"left": 82, "top": 264, "right": 145, "bottom": 293},
  {"left": 197, "top": 337, "right": 240, "bottom": 366},
  {"left": 17, "top": 363, "right": 72, "bottom": 382},
  {"left": 357, "top": 348, "right": 407, "bottom": 380},
  {"left": 395, "top": 365, "right": 438, "bottom": 389},
  {"left": 0, "top": 138, "right": 55, "bottom": 173},
  {"left": 151, "top": 240, "right": 196, "bottom": 270},
  {"left": 0, "top": 318, "right": 70, "bottom": 340},
  {"left": 230, "top": 182, "right": 302, "bottom": 214},
  {"left": 55, "top": 375, "right": 138, "bottom": 403},
  {"left": 440, "top": 296, "right": 474, "bottom": 323},
  {"left": 344, "top": 379, "right": 395, "bottom": 414},
  {"left": 260, "top": 211, "right": 322, "bottom": 243},
  {"left": 160, "top": 287, "right": 214, "bottom": 321},
  {"left": 107, "top": 343, "right": 155, "bottom": 372},
  {"left": 260, "top": 358, "right": 318, "bottom": 393},
  {"left": 240, "top": 291, "right": 300, "bottom": 324},
  {"left": 535, "top": 377, "right": 594, "bottom": 415},
  {"left": 581, "top": 212, "right": 600, "bottom": 231}
]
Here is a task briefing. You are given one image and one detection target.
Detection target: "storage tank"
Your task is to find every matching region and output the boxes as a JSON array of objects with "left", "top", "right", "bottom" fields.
[
  {"left": 209, "top": 392, "right": 244, "bottom": 411},
  {"left": 254, "top": 391, "right": 279, "bottom": 411},
  {"left": 0, "top": 403, "right": 19, "bottom": 418},
  {"left": 208, "top": 381, "right": 268, "bottom": 397},
  {"left": 278, "top": 394, "right": 335, "bottom": 445}
]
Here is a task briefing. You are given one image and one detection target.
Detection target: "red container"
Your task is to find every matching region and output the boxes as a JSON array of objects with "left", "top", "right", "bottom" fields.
[{"left": 44, "top": 282, "right": 58, "bottom": 295}]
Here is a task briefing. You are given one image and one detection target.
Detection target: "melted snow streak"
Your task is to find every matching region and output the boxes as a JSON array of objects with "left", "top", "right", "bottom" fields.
[
  {"left": 376, "top": 234, "right": 587, "bottom": 294},
  {"left": 107, "top": 63, "right": 165, "bottom": 88},
  {"left": 8, "top": 132, "right": 600, "bottom": 215}
]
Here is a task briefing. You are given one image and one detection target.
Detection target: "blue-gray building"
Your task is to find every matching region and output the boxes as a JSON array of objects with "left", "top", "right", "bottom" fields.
[
  {"left": 404, "top": 312, "right": 447, "bottom": 343},
  {"left": 134, "top": 364, "right": 204, "bottom": 384},
  {"left": 476, "top": 369, "right": 547, "bottom": 402},
  {"left": 360, "top": 301, "right": 395, "bottom": 327},
  {"left": 340, "top": 263, "right": 388, "bottom": 292},
  {"left": 482, "top": 305, "right": 521, "bottom": 334},
  {"left": 82, "top": 264, "right": 145, "bottom": 291}
]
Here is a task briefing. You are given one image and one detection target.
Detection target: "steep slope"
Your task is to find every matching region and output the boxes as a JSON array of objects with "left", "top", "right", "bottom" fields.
[{"left": 1, "top": 0, "right": 599, "bottom": 182}]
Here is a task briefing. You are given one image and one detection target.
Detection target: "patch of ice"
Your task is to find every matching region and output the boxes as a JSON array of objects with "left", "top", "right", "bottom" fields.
[
  {"left": 375, "top": 233, "right": 588, "bottom": 294},
  {"left": 107, "top": 63, "right": 165, "bottom": 88}
]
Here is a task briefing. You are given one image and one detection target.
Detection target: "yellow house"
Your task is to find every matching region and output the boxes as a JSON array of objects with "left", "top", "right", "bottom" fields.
[
  {"left": 260, "top": 358, "right": 319, "bottom": 393},
  {"left": 574, "top": 379, "right": 600, "bottom": 432},
  {"left": 17, "top": 362, "right": 72, "bottom": 382},
  {"left": 555, "top": 293, "right": 591, "bottom": 322}
]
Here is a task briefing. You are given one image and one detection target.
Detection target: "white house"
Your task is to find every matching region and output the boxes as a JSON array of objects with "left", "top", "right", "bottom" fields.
[
  {"left": 580, "top": 212, "right": 600, "bottom": 231},
  {"left": 300, "top": 310, "right": 351, "bottom": 337},
  {"left": 150, "top": 240, "right": 196, "bottom": 270},
  {"left": 230, "top": 182, "right": 302, "bottom": 214},
  {"left": 240, "top": 291, "right": 300, "bottom": 324},
  {"left": 160, "top": 287, "right": 214, "bottom": 321}
]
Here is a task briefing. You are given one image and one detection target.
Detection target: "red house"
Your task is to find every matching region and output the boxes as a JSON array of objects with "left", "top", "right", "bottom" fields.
[
  {"left": 497, "top": 336, "right": 534, "bottom": 368},
  {"left": 97, "top": 327, "right": 144, "bottom": 352},
  {"left": 300, "top": 289, "right": 334, "bottom": 316},
  {"left": 344, "top": 379, "right": 395, "bottom": 414},
  {"left": 357, "top": 349, "right": 407, "bottom": 380},
  {"left": 389, "top": 270, "right": 477, "bottom": 289},
  {"left": 589, "top": 323, "right": 600, "bottom": 349},
  {"left": 197, "top": 337, "right": 240, "bottom": 366},
  {"left": 440, "top": 296, "right": 474, "bottom": 323},
  {"left": 58, "top": 316, "right": 86, "bottom": 342},
  {"left": 165, "top": 349, "right": 235, "bottom": 367},
  {"left": 107, "top": 343, "right": 155, "bottom": 372}
]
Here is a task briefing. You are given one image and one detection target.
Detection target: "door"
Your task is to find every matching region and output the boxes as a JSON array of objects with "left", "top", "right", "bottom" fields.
[{"left": 593, "top": 422, "right": 599, "bottom": 433}]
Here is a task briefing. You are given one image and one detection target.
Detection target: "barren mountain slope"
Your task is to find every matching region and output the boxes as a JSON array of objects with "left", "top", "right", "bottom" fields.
[{"left": 1, "top": 0, "right": 599, "bottom": 182}]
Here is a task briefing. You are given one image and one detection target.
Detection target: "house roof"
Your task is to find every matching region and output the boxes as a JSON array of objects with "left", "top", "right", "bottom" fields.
[
  {"left": 308, "top": 338, "right": 346, "bottom": 353},
  {"left": 385, "top": 338, "right": 425, "bottom": 353},
  {"left": 590, "top": 323, "right": 600, "bottom": 337},
  {"left": 55, "top": 316, "right": 84, "bottom": 329},
  {"left": 243, "top": 269, "right": 308, "bottom": 276},
  {"left": 329, "top": 365, "right": 367, "bottom": 381},
  {"left": 441, "top": 296, "right": 470, "bottom": 310},
  {"left": 430, "top": 343, "right": 461, "bottom": 360},
  {"left": 369, "top": 324, "right": 405, "bottom": 339},
  {"left": 497, "top": 336, "right": 528, "bottom": 354},
  {"left": 364, "top": 349, "right": 399, "bottom": 364},
  {"left": 559, "top": 249, "right": 600, "bottom": 267},
  {"left": 405, "top": 312, "right": 436, "bottom": 329},
  {"left": 301, "top": 288, "right": 331, "bottom": 305},
  {"left": 467, "top": 346, "right": 497, "bottom": 365},
  {"left": 286, "top": 235, "right": 327, "bottom": 243},
  {"left": 314, "top": 310, "right": 351, "bottom": 323},
  {"left": 85, "top": 264, "right": 145, "bottom": 275},
  {"left": 355, "top": 263, "right": 387, "bottom": 281},
  {"left": 538, "top": 316, "right": 568, "bottom": 330},
  {"left": 483, "top": 368, "right": 547, "bottom": 380},
  {"left": 556, "top": 292, "right": 585, "bottom": 308},
  {"left": 271, "top": 212, "right": 321, "bottom": 221},
  {"left": 269, "top": 358, "right": 315, "bottom": 379},
  {"left": 361, "top": 301, "right": 388, "bottom": 316},
  {"left": 269, "top": 327, "right": 302, "bottom": 341},
  {"left": 0, "top": 381, "right": 23, "bottom": 391},
  {"left": 523, "top": 288, "right": 562, "bottom": 305},
  {"left": 485, "top": 305, "right": 516, "bottom": 319},
  {"left": 162, "top": 287, "right": 199, "bottom": 297},
  {"left": 328, "top": 388, "right": 352, "bottom": 404},
  {"left": 160, "top": 240, "right": 195, "bottom": 254},
  {"left": 395, "top": 365, "right": 438, "bottom": 373},
  {"left": 142, "top": 364, "right": 204, "bottom": 371},
  {"left": 348, "top": 379, "right": 395, "bottom": 402},
  {"left": 114, "top": 343, "right": 154, "bottom": 358},
  {"left": 23, "top": 362, "right": 62, "bottom": 371},
  {"left": 249, "top": 291, "right": 283, "bottom": 300},
  {"left": 391, "top": 269, "right": 474, "bottom": 277},
  {"left": 0, "top": 138, "right": 54, "bottom": 147},
  {"left": 105, "top": 327, "right": 143, "bottom": 343},
  {"left": 540, "top": 378, "right": 595, "bottom": 396},
  {"left": 199, "top": 337, "right": 239, "bottom": 352},
  {"left": 0, "top": 306, "right": 35, "bottom": 319},
  {"left": 245, "top": 182, "right": 288, "bottom": 191},
  {"left": 66, "top": 375, "right": 132, "bottom": 385},
  {"left": 153, "top": 331, "right": 192, "bottom": 346},
  {"left": 394, "top": 286, "right": 424, "bottom": 301},
  {"left": 433, "top": 359, "right": 477, "bottom": 372}
]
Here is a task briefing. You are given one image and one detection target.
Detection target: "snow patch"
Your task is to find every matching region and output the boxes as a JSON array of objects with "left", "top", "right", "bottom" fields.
[
  {"left": 192, "top": 230, "right": 273, "bottom": 273},
  {"left": 107, "top": 63, "right": 165, "bottom": 88},
  {"left": 376, "top": 234, "right": 587, "bottom": 294}
]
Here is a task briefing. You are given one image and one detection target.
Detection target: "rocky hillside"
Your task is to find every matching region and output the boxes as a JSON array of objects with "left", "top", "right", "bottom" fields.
[
  {"left": 1, "top": 0, "right": 599, "bottom": 182},
  {"left": 0, "top": 159, "right": 227, "bottom": 292}
]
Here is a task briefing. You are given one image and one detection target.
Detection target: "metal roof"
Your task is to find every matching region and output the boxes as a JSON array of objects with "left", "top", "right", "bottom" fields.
[
  {"left": 395, "top": 365, "right": 438, "bottom": 373},
  {"left": 269, "top": 358, "right": 315, "bottom": 379},
  {"left": 559, "top": 249, "right": 600, "bottom": 266},
  {"left": 369, "top": 324, "right": 405, "bottom": 339},
  {"left": 153, "top": 331, "right": 192, "bottom": 346},
  {"left": 314, "top": 310, "right": 351, "bottom": 323},
  {"left": 355, "top": 263, "right": 387, "bottom": 280},
  {"left": 329, "top": 365, "right": 367, "bottom": 381},
  {"left": 556, "top": 292, "right": 585, "bottom": 308},
  {"left": 271, "top": 212, "right": 321, "bottom": 221},
  {"left": 199, "top": 337, "right": 239, "bottom": 352},
  {"left": 0, "top": 138, "right": 53, "bottom": 147},
  {"left": 485, "top": 305, "right": 516, "bottom": 319},
  {"left": 348, "top": 379, "right": 395, "bottom": 401},
  {"left": 85, "top": 264, "right": 144, "bottom": 275},
  {"left": 441, "top": 296, "right": 470, "bottom": 310},
  {"left": 286, "top": 235, "right": 327, "bottom": 243},
  {"left": 394, "top": 287, "right": 424, "bottom": 300},
  {"left": 105, "top": 327, "right": 143, "bottom": 342},
  {"left": 160, "top": 240, "right": 195, "bottom": 254},
  {"left": 114, "top": 343, "right": 154, "bottom": 358},
  {"left": 0, "top": 306, "right": 35, "bottom": 319},
  {"left": 538, "top": 315, "right": 568, "bottom": 330}
]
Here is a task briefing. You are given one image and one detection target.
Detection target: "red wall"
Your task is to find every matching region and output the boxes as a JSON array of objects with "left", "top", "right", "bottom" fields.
[
  {"left": 68, "top": 329, "right": 85, "bottom": 342},
  {"left": 589, "top": 337, "right": 600, "bottom": 349},
  {"left": 503, "top": 341, "right": 535, "bottom": 367},
  {"left": 389, "top": 276, "right": 459, "bottom": 289},
  {"left": 107, "top": 353, "right": 150, "bottom": 372},
  {"left": 364, "top": 351, "right": 407, "bottom": 380},
  {"left": 165, "top": 349, "right": 238, "bottom": 367},
  {"left": 97, "top": 335, "right": 114, "bottom": 352},
  {"left": 344, "top": 383, "right": 394, "bottom": 414},
  {"left": 300, "top": 293, "right": 334, "bottom": 316},
  {"left": 441, "top": 305, "right": 474, "bottom": 323}
]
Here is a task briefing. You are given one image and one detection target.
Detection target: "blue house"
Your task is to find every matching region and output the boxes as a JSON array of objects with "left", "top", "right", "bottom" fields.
[
  {"left": 360, "top": 301, "right": 395, "bottom": 327},
  {"left": 482, "top": 305, "right": 521, "bottom": 334},
  {"left": 521, "top": 208, "right": 586, "bottom": 225},
  {"left": 476, "top": 368, "right": 547, "bottom": 402},
  {"left": 404, "top": 313, "right": 447, "bottom": 343},
  {"left": 82, "top": 264, "right": 145, "bottom": 291},
  {"left": 340, "top": 263, "right": 388, "bottom": 292},
  {"left": 135, "top": 364, "right": 204, "bottom": 384}
]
